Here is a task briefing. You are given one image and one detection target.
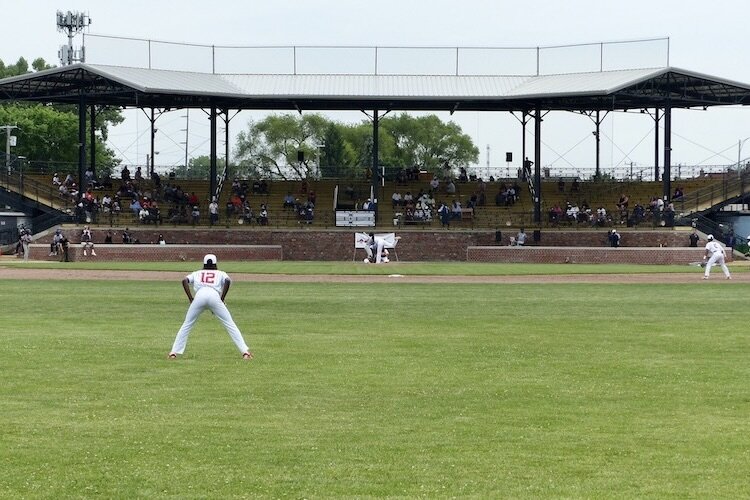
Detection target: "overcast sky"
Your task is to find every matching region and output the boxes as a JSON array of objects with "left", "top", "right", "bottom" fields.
[{"left": 2, "top": 0, "right": 749, "bottom": 178}]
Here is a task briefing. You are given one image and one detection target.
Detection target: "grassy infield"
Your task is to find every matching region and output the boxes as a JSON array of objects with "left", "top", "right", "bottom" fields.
[{"left": 1, "top": 262, "right": 749, "bottom": 498}]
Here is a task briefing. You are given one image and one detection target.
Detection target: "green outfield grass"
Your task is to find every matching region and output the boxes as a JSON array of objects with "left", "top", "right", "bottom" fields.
[
  {"left": 0, "top": 259, "right": 732, "bottom": 275},
  {"left": 2, "top": 278, "right": 749, "bottom": 498}
]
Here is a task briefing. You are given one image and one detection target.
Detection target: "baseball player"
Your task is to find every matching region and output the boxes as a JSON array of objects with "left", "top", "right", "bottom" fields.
[
  {"left": 364, "top": 233, "right": 389, "bottom": 264},
  {"left": 80, "top": 226, "right": 96, "bottom": 256},
  {"left": 702, "top": 234, "right": 731, "bottom": 280},
  {"left": 168, "top": 254, "right": 253, "bottom": 360}
]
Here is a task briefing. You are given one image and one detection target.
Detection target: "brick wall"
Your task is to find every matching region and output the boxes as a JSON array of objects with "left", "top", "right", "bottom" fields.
[
  {"left": 467, "top": 246, "right": 719, "bottom": 265},
  {"left": 29, "top": 244, "right": 281, "bottom": 262},
  {"left": 31, "top": 227, "right": 712, "bottom": 262}
]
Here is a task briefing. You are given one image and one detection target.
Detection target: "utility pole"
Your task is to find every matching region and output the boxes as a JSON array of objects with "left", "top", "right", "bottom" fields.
[{"left": 2, "top": 125, "right": 19, "bottom": 174}]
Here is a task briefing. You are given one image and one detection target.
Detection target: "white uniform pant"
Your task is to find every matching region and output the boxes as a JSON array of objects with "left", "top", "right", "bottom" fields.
[
  {"left": 705, "top": 253, "right": 730, "bottom": 278},
  {"left": 366, "top": 239, "right": 386, "bottom": 263},
  {"left": 171, "top": 287, "right": 249, "bottom": 354}
]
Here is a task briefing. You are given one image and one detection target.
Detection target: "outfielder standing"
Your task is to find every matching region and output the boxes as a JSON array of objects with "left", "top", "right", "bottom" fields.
[
  {"left": 703, "top": 234, "right": 731, "bottom": 280},
  {"left": 169, "top": 254, "right": 253, "bottom": 359}
]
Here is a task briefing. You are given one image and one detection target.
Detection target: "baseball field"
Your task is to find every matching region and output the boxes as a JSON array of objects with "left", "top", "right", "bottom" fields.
[{"left": 1, "top": 261, "right": 749, "bottom": 498}]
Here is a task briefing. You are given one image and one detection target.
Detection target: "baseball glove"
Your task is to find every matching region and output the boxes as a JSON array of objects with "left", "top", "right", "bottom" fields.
[{"left": 700, "top": 262, "right": 706, "bottom": 268}]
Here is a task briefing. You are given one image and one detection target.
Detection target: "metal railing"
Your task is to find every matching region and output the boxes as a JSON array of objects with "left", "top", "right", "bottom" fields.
[{"left": 673, "top": 170, "right": 750, "bottom": 216}]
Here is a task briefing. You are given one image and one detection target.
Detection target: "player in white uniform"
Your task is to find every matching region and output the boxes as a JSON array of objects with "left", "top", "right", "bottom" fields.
[
  {"left": 703, "top": 234, "right": 731, "bottom": 280},
  {"left": 363, "top": 233, "right": 389, "bottom": 264},
  {"left": 80, "top": 226, "right": 96, "bottom": 256},
  {"left": 169, "top": 254, "right": 253, "bottom": 359}
]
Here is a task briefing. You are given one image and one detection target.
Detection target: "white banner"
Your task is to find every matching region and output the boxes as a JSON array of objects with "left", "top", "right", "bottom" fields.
[{"left": 355, "top": 232, "right": 397, "bottom": 249}]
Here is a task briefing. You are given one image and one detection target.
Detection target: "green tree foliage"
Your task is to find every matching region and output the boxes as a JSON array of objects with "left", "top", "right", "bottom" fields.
[
  {"left": 234, "top": 112, "right": 477, "bottom": 180},
  {"left": 0, "top": 57, "right": 123, "bottom": 175},
  {"left": 171, "top": 155, "right": 225, "bottom": 179}
]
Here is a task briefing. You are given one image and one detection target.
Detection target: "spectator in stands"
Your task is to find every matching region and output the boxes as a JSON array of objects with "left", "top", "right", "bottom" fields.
[
  {"left": 122, "top": 228, "right": 133, "bottom": 244},
  {"left": 558, "top": 178, "right": 565, "bottom": 192},
  {"left": 187, "top": 192, "right": 199, "bottom": 207},
  {"left": 445, "top": 179, "right": 456, "bottom": 195},
  {"left": 430, "top": 176, "right": 440, "bottom": 191},
  {"left": 596, "top": 206, "right": 608, "bottom": 226},
  {"left": 616, "top": 193, "right": 630, "bottom": 211},
  {"left": 134, "top": 166, "right": 143, "bottom": 182},
  {"left": 458, "top": 167, "right": 468, "bottom": 183},
  {"left": 225, "top": 200, "right": 235, "bottom": 220},
  {"left": 112, "top": 197, "right": 122, "bottom": 215},
  {"left": 84, "top": 168, "right": 95, "bottom": 187},
  {"left": 104, "top": 231, "right": 113, "bottom": 244},
  {"left": 52, "top": 172, "right": 61, "bottom": 186},
  {"left": 673, "top": 187, "right": 684, "bottom": 200},
  {"left": 102, "top": 194, "right": 112, "bottom": 213},
  {"left": 258, "top": 204, "right": 269, "bottom": 226},
  {"left": 549, "top": 203, "right": 563, "bottom": 225},
  {"left": 308, "top": 190, "right": 317, "bottom": 205},
  {"left": 64, "top": 173, "right": 75, "bottom": 186},
  {"left": 130, "top": 198, "right": 142, "bottom": 216},
  {"left": 391, "top": 191, "right": 402, "bottom": 207},
  {"left": 571, "top": 178, "right": 580, "bottom": 192},
  {"left": 515, "top": 228, "right": 527, "bottom": 246},
  {"left": 283, "top": 192, "right": 295, "bottom": 209},
  {"left": 632, "top": 203, "right": 645, "bottom": 225},
  {"left": 151, "top": 169, "right": 161, "bottom": 188},
  {"left": 403, "top": 191, "right": 414, "bottom": 206},
  {"left": 566, "top": 202, "right": 579, "bottom": 223},
  {"left": 191, "top": 205, "right": 201, "bottom": 225},
  {"left": 58, "top": 183, "right": 69, "bottom": 198},
  {"left": 451, "top": 199, "right": 462, "bottom": 220},
  {"left": 121, "top": 166, "right": 131, "bottom": 181},
  {"left": 437, "top": 201, "right": 450, "bottom": 228},
  {"left": 362, "top": 198, "right": 374, "bottom": 211},
  {"left": 495, "top": 187, "right": 507, "bottom": 207},
  {"left": 208, "top": 197, "right": 219, "bottom": 226}
]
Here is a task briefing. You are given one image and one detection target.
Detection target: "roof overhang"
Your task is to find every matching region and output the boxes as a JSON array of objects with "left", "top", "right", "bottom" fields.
[{"left": 1, "top": 63, "right": 749, "bottom": 112}]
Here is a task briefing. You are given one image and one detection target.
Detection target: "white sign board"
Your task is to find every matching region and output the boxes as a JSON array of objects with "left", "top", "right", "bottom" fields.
[{"left": 336, "top": 210, "right": 375, "bottom": 227}]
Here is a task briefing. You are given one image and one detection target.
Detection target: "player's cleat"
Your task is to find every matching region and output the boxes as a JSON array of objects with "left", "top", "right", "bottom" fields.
[
  {"left": 703, "top": 276, "right": 709, "bottom": 280},
  {"left": 83, "top": 250, "right": 87, "bottom": 256},
  {"left": 91, "top": 250, "right": 97, "bottom": 256},
  {"left": 242, "top": 352, "right": 254, "bottom": 360},
  {"left": 168, "top": 352, "right": 177, "bottom": 359},
  {"left": 48, "top": 252, "right": 55, "bottom": 256},
  {"left": 727, "top": 276, "right": 732, "bottom": 280}
]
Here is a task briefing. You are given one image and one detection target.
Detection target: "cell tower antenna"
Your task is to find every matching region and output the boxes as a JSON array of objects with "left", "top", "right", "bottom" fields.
[{"left": 57, "top": 10, "right": 92, "bottom": 65}]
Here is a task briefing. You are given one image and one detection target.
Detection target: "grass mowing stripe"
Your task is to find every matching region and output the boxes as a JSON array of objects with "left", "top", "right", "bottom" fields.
[{"left": 1, "top": 280, "right": 749, "bottom": 497}]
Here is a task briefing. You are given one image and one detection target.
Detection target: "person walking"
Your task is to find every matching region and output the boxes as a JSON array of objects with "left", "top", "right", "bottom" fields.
[
  {"left": 168, "top": 254, "right": 253, "bottom": 359},
  {"left": 20, "top": 229, "right": 32, "bottom": 261},
  {"left": 703, "top": 234, "right": 731, "bottom": 280}
]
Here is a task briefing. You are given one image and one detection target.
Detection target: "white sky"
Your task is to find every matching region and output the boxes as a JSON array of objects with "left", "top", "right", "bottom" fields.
[{"left": 2, "top": 0, "right": 750, "bottom": 178}]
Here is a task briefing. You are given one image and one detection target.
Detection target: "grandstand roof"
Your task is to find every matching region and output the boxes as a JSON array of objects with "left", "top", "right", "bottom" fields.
[{"left": 1, "top": 63, "right": 750, "bottom": 111}]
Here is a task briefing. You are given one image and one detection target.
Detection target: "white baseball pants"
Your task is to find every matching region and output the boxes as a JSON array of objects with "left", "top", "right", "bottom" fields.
[
  {"left": 705, "top": 253, "right": 730, "bottom": 278},
  {"left": 171, "top": 287, "right": 249, "bottom": 354}
]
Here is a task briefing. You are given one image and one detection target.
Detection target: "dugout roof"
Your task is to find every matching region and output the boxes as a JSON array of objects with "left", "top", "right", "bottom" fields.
[{"left": 1, "top": 63, "right": 750, "bottom": 111}]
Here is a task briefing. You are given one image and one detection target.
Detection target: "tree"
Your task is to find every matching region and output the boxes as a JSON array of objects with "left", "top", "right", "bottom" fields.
[
  {"left": 232, "top": 111, "right": 479, "bottom": 180},
  {"left": 234, "top": 113, "right": 331, "bottom": 180},
  {"left": 0, "top": 57, "right": 123, "bottom": 175},
  {"left": 172, "top": 155, "right": 225, "bottom": 179},
  {"left": 379, "top": 113, "right": 479, "bottom": 174}
]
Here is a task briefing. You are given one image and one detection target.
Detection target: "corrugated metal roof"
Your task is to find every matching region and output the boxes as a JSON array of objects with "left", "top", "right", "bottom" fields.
[{"left": 3, "top": 63, "right": 750, "bottom": 110}]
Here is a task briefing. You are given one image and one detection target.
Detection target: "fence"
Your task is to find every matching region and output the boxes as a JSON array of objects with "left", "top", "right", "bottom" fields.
[{"left": 83, "top": 35, "right": 670, "bottom": 76}]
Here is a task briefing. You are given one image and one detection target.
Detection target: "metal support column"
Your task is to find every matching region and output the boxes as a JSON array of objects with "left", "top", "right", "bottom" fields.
[
  {"left": 209, "top": 106, "right": 217, "bottom": 198},
  {"left": 654, "top": 108, "right": 660, "bottom": 182},
  {"left": 78, "top": 95, "right": 86, "bottom": 190},
  {"left": 89, "top": 104, "right": 97, "bottom": 178},
  {"left": 372, "top": 109, "right": 379, "bottom": 211},
  {"left": 663, "top": 104, "right": 672, "bottom": 201},
  {"left": 150, "top": 108, "right": 156, "bottom": 177},
  {"left": 594, "top": 110, "right": 601, "bottom": 179},
  {"left": 533, "top": 106, "right": 542, "bottom": 224},
  {"left": 521, "top": 110, "right": 526, "bottom": 179}
]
